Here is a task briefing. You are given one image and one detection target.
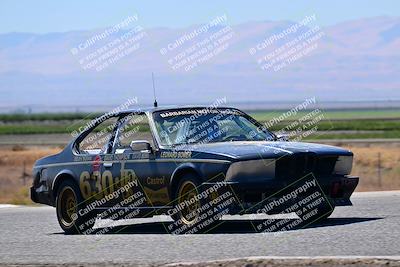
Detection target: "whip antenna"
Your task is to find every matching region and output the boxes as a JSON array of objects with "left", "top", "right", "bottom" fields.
[{"left": 152, "top": 72, "right": 158, "bottom": 107}]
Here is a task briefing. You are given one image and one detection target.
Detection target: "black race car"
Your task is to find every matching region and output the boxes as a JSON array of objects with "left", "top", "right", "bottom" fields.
[{"left": 31, "top": 106, "right": 358, "bottom": 234}]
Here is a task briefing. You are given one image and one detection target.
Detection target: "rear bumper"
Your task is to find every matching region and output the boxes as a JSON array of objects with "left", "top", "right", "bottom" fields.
[
  {"left": 30, "top": 186, "right": 53, "bottom": 206},
  {"left": 30, "top": 186, "right": 37, "bottom": 203}
]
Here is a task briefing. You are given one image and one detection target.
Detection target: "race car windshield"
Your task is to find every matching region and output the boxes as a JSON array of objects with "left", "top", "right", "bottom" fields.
[{"left": 153, "top": 108, "right": 275, "bottom": 146}]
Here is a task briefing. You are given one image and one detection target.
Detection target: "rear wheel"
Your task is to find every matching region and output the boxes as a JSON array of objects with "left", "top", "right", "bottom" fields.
[{"left": 56, "top": 180, "right": 95, "bottom": 234}]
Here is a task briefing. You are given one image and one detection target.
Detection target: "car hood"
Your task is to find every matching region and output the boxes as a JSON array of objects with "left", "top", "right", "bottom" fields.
[{"left": 189, "top": 141, "right": 352, "bottom": 160}]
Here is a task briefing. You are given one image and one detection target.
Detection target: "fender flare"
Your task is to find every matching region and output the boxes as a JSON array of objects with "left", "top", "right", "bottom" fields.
[
  {"left": 169, "top": 163, "right": 202, "bottom": 199},
  {"left": 51, "top": 169, "right": 78, "bottom": 197}
]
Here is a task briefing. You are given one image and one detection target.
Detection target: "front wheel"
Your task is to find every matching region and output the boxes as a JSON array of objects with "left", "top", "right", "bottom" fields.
[
  {"left": 56, "top": 180, "right": 95, "bottom": 234},
  {"left": 316, "top": 208, "right": 334, "bottom": 221},
  {"left": 172, "top": 174, "right": 203, "bottom": 226},
  {"left": 170, "top": 174, "right": 224, "bottom": 234}
]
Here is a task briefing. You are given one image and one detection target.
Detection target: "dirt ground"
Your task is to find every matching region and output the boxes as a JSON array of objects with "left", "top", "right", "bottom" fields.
[{"left": 0, "top": 142, "right": 399, "bottom": 204}]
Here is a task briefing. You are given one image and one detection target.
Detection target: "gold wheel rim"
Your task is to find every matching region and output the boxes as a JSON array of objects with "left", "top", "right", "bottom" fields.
[
  {"left": 178, "top": 181, "right": 200, "bottom": 225},
  {"left": 58, "top": 187, "right": 77, "bottom": 228}
]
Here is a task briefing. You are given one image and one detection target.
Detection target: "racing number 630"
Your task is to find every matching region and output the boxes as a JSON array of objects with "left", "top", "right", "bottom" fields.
[{"left": 79, "top": 170, "right": 115, "bottom": 200}]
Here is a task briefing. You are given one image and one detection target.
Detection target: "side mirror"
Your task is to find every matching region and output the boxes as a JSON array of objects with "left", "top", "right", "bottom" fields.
[
  {"left": 130, "top": 140, "right": 152, "bottom": 153},
  {"left": 276, "top": 133, "right": 289, "bottom": 142}
]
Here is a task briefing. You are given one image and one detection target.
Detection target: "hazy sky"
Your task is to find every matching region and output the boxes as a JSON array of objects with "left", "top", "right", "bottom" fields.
[{"left": 0, "top": 0, "right": 399, "bottom": 33}]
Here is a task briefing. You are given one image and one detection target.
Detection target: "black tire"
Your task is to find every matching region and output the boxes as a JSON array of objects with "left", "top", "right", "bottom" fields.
[
  {"left": 316, "top": 208, "right": 334, "bottom": 221},
  {"left": 55, "top": 180, "right": 96, "bottom": 234}
]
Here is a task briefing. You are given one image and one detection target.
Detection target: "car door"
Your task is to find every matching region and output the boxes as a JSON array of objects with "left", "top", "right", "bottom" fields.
[
  {"left": 74, "top": 114, "right": 120, "bottom": 206},
  {"left": 112, "top": 112, "right": 170, "bottom": 209}
]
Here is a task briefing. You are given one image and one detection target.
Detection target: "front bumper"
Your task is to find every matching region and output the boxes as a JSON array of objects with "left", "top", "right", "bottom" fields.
[{"left": 203, "top": 175, "right": 359, "bottom": 214}]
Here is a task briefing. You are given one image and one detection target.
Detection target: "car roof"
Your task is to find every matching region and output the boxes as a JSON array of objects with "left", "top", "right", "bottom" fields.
[{"left": 119, "top": 105, "right": 238, "bottom": 115}]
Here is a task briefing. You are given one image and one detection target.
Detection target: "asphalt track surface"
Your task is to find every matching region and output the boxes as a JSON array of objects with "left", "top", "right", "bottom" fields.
[{"left": 0, "top": 191, "right": 399, "bottom": 266}]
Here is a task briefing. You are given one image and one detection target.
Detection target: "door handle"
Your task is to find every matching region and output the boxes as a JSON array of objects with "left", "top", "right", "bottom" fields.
[{"left": 104, "top": 162, "right": 113, "bottom": 168}]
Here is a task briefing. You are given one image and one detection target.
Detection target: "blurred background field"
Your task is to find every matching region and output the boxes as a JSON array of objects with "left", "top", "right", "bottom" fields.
[
  {"left": 0, "top": 108, "right": 399, "bottom": 139},
  {"left": 0, "top": 107, "right": 399, "bottom": 204}
]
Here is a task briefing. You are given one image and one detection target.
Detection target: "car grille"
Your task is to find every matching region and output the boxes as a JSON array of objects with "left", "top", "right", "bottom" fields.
[{"left": 275, "top": 153, "right": 337, "bottom": 180}]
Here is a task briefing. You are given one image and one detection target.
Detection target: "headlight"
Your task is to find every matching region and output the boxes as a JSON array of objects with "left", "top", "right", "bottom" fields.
[
  {"left": 225, "top": 159, "right": 275, "bottom": 182},
  {"left": 334, "top": 156, "right": 353, "bottom": 175}
]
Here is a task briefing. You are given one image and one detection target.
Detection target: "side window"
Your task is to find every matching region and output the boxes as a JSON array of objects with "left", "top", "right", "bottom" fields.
[
  {"left": 77, "top": 116, "right": 119, "bottom": 154},
  {"left": 113, "top": 113, "right": 154, "bottom": 152}
]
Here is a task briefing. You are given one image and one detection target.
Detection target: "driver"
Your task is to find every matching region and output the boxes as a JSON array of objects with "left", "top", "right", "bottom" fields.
[{"left": 202, "top": 120, "right": 222, "bottom": 143}]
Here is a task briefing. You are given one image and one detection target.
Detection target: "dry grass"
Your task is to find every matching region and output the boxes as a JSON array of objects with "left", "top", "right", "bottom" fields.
[
  {"left": 342, "top": 143, "right": 400, "bottom": 191},
  {"left": 0, "top": 146, "right": 61, "bottom": 204},
  {"left": 0, "top": 143, "right": 399, "bottom": 204}
]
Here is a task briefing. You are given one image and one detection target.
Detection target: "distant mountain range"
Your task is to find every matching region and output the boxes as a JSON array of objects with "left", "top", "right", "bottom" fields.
[{"left": 1, "top": 16, "right": 400, "bottom": 112}]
